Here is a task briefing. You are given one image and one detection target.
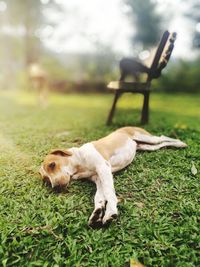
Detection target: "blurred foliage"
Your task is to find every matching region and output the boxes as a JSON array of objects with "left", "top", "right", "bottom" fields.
[
  {"left": 12, "top": 56, "right": 200, "bottom": 94},
  {"left": 40, "top": 44, "right": 119, "bottom": 83},
  {"left": 41, "top": 57, "right": 72, "bottom": 81},
  {"left": 185, "top": 0, "right": 200, "bottom": 49},
  {"left": 0, "top": 0, "right": 199, "bottom": 93},
  {"left": 15, "top": 51, "right": 119, "bottom": 92},
  {"left": 155, "top": 58, "right": 200, "bottom": 93},
  {"left": 124, "top": 0, "right": 162, "bottom": 50},
  {"left": 5, "top": 0, "right": 62, "bottom": 65}
]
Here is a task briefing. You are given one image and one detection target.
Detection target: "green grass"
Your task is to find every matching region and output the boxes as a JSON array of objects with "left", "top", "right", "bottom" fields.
[{"left": 0, "top": 90, "right": 199, "bottom": 267}]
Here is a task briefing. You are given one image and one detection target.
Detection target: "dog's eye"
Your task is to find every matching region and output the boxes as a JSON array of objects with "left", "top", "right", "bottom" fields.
[{"left": 48, "top": 162, "right": 56, "bottom": 170}]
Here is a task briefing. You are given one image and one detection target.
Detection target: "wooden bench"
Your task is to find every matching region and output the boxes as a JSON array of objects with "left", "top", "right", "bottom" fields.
[{"left": 106, "top": 30, "right": 177, "bottom": 125}]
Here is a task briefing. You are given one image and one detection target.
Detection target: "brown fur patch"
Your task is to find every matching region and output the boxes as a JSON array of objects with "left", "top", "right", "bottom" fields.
[
  {"left": 93, "top": 127, "right": 151, "bottom": 160},
  {"left": 43, "top": 154, "right": 68, "bottom": 175}
]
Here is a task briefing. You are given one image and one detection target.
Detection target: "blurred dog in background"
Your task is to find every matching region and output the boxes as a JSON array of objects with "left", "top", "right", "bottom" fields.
[{"left": 29, "top": 63, "right": 49, "bottom": 107}]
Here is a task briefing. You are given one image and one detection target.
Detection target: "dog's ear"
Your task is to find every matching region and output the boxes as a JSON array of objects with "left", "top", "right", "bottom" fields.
[{"left": 50, "top": 149, "right": 72, "bottom": 157}]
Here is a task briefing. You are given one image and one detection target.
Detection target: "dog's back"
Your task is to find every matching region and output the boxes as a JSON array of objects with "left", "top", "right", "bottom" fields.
[{"left": 92, "top": 127, "right": 149, "bottom": 160}]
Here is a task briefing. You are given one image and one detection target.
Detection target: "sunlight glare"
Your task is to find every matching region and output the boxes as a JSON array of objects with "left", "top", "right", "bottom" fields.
[{"left": 0, "top": 1, "right": 6, "bottom": 12}]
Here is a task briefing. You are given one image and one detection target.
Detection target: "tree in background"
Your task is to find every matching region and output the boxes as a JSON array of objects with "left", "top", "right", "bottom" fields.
[
  {"left": 185, "top": 0, "right": 200, "bottom": 49},
  {"left": 124, "top": 0, "right": 162, "bottom": 52},
  {"left": 5, "top": 0, "right": 62, "bottom": 66}
]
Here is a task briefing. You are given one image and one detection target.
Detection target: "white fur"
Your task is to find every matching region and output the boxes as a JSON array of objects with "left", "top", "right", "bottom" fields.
[
  {"left": 110, "top": 138, "right": 137, "bottom": 172},
  {"left": 73, "top": 143, "right": 118, "bottom": 224}
]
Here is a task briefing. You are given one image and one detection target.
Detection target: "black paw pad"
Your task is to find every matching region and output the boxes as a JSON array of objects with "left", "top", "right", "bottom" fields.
[{"left": 88, "top": 207, "right": 105, "bottom": 229}]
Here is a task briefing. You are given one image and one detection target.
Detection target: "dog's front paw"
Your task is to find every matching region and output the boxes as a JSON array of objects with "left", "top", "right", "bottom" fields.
[
  {"left": 88, "top": 207, "right": 105, "bottom": 228},
  {"left": 102, "top": 211, "right": 118, "bottom": 226}
]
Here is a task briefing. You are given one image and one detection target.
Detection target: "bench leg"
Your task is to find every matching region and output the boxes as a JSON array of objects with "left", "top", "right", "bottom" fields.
[
  {"left": 106, "top": 92, "right": 121, "bottom": 125},
  {"left": 141, "top": 91, "right": 150, "bottom": 124}
]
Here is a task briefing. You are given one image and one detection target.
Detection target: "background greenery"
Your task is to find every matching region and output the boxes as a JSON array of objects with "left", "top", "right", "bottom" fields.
[
  {"left": 1, "top": 0, "right": 200, "bottom": 92},
  {"left": 0, "top": 91, "right": 199, "bottom": 267}
]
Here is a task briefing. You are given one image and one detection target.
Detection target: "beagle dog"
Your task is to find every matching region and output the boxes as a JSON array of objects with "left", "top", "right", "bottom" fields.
[{"left": 39, "top": 127, "right": 187, "bottom": 227}]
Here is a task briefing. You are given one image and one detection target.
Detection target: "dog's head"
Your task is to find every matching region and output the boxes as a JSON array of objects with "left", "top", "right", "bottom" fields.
[{"left": 39, "top": 149, "right": 73, "bottom": 189}]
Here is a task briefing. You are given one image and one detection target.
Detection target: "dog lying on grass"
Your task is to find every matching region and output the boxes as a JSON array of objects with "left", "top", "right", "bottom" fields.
[{"left": 39, "top": 127, "right": 187, "bottom": 228}]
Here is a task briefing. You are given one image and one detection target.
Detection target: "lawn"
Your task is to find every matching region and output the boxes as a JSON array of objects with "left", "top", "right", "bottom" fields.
[{"left": 0, "top": 90, "right": 199, "bottom": 267}]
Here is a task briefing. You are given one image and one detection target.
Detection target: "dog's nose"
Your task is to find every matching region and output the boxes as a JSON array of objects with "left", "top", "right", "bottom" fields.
[
  {"left": 53, "top": 185, "right": 64, "bottom": 193},
  {"left": 53, "top": 180, "right": 69, "bottom": 192}
]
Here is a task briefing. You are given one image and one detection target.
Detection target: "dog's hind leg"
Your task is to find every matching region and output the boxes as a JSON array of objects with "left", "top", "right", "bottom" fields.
[
  {"left": 137, "top": 140, "right": 187, "bottom": 151},
  {"left": 133, "top": 132, "right": 187, "bottom": 146}
]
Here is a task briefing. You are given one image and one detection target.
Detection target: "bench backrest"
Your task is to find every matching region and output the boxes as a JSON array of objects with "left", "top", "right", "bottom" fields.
[{"left": 147, "top": 30, "right": 177, "bottom": 82}]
